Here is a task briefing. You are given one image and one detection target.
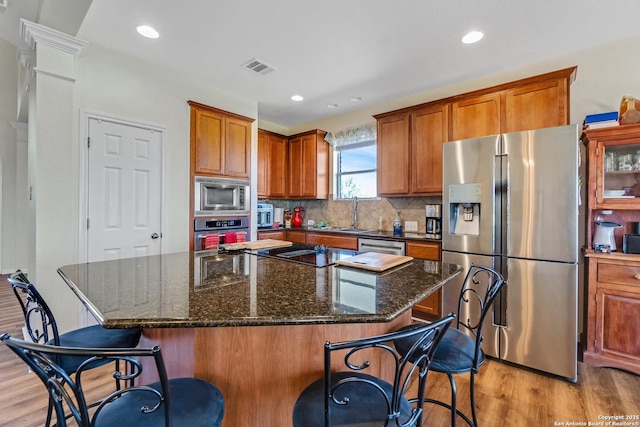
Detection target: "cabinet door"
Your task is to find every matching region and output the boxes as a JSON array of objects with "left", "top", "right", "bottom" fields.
[
  {"left": 288, "top": 137, "right": 303, "bottom": 197},
  {"left": 407, "top": 241, "right": 442, "bottom": 319},
  {"left": 504, "top": 79, "right": 569, "bottom": 133},
  {"left": 595, "top": 285, "right": 640, "bottom": 367},
  {"left": 411, "top": 104, "right": 449, "bottom": 194},
  {"left": 285, "top": 230, "right": 306, "bottom": 244},
  {"left": 377, "top": 113, "right": 410, "bottom": 195},
  {"left": 306, "top": 233, "right": 358, "bottom": 250},
  {"left": 451, "top": 93, "right": 500, "bottom": 141},
  {"left": 269, "top": 134, "right": 288, "bottom": 198},
  {"left": 258, "top": 230, "right": 286, "bottom": 240},
  {"left": 257, "top": 130, "right": 269, "bottom": 197},
  {"left": 193, "top": 108, "right": 224, "bottom": 175},
  {"left": 225, "top": 117, "right": 251, "bottom": 178},
  {"left": 301, "top": 134, "right": 318, "bottom": 198}
]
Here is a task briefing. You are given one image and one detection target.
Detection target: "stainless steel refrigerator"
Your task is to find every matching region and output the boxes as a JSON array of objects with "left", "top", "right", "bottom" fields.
[{"left": 442, "top": 124, "right": 580, "bottom": 381}]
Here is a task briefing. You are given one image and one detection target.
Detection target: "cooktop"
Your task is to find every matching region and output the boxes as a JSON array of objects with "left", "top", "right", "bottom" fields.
[{"left": 251, "top": 244, "right": 357, "bottom": 268}]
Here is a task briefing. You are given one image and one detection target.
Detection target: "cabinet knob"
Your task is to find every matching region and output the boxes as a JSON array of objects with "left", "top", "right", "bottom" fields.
[{"left": 633, "top": 274, "right": 640, "bottom": 280}]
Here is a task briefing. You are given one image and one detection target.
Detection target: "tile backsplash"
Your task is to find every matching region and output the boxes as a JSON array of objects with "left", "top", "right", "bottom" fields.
[{"left": 263, "top": 196, "right": 442, "bottom": 233}]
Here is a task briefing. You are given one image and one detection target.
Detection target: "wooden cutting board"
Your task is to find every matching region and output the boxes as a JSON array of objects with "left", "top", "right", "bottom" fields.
[
  {"left": 238, "top": 239, "right": 293, "bottom": 250},
  {"left": 334, "top": 252, "right": 414, "bottom": 272}
]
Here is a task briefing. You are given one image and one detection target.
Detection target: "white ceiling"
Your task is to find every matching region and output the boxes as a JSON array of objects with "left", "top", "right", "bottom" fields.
[{"left": 3, "top": 0, "right": 640, "bottom": 129}]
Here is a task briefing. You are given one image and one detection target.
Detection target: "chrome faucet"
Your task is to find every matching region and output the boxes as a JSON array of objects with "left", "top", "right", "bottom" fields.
[{"left": 350, "top": 196, "right": 359, "bottom": 229}]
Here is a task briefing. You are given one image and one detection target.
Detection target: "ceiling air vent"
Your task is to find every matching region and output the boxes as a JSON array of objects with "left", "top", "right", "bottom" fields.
[{"left": 242, "top": 58, "right": 276, "bottom": 76}]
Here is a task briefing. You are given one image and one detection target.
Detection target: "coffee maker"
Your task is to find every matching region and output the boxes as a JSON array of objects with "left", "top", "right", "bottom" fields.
[{"left": 425, "top": 204, "right": 442, "bottom": 240}]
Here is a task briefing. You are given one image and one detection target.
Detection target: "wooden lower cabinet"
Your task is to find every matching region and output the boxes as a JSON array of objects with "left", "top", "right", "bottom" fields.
[
  {"left": 285, "top": 230, "right": 306, "bottom": 244},
  {"left": 584, "top": 254, "right": 640, "bottom": 375},
  {"left": 257, "top": 230, "right": 286, "bottom": 240},
  {"left": 306, "top": 233, "right": 358, "bottom": 250},
  {"left": 407, "top": 241, "right": 442, "bottom": 320}
]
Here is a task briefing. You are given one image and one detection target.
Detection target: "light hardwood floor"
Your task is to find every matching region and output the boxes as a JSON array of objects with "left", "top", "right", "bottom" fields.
[{"left": 1, "top": 274, "right": 639, "bottom": 426}]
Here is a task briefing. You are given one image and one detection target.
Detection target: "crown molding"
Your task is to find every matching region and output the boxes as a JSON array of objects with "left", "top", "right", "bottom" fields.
[
  {"left": 9, "top": 122, "right": 29, "bottom": 130},
  {"left": 10, "top": 122, "right": 28, "bottom": 130},
  {"left": 17, "top": 49, "right": 32, "bottom": 69},
  {"left": 20, "top": 19, "right": 88, "bottom": 56}
]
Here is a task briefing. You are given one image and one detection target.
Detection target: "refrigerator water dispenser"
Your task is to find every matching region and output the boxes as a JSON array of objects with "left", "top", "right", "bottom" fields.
[{"left": 448, "top": 183, "right": 481, "bottom": 236}]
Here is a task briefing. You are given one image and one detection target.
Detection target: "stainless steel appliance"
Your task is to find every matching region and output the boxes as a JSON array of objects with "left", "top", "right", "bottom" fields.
[
  {"left": 358, "top": 238, "right": 406, "bottom": 255},
  {"left": 442, "top": 124, "right": 580, "bottom": 381},
  {"left": 194, "top": 176, "right": 250, "bottom": 217},
  {"left": 257, "top": 203, "right": 274, "bottom": 228},
  {"left": 193, "top": 217, "right": 249, "bottom": 251},
  {"left": 425, "top": 204, "right": 442, "bottom": 239}
]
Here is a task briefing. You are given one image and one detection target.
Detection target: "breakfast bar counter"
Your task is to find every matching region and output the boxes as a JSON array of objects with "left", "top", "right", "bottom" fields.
[{"left": 58, "top": 249, "right": 462, "bottom": 427}]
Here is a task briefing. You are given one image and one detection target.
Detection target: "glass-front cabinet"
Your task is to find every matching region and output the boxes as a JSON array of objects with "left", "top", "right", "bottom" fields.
[
  {"left": 601, "top": 142, "right": 640, "bottom": 198},
  {"left": 583, "top": 123, "right": 640, "bottom": 251},
  {"left": 582, "top": 123, "right": 640, "bottom": 375},
  {"left": 584, "top": 124, "right": 640, "bottom": 208}
]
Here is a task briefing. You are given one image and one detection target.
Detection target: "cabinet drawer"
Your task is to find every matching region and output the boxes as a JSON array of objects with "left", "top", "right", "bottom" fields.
[
  {"left": 597, "top": 263, "right": 640, "bottom": 288},
  {"left": 406, "top": 241, "right": 441, "bottom": 261},
  {"left": 306, "top": 233, "right": 358, "bottom": 250}
]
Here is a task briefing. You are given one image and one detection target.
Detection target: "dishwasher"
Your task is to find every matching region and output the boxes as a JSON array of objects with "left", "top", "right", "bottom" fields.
[{"left": 358, "top": 238, "right": 406, "bottom": 255}]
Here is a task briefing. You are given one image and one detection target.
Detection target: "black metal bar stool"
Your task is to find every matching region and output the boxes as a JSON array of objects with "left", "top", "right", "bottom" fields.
[
  {"left": 292, "top": 313, "right": 454, "bottom": 427},
  {"left": 7, "top": 270, "right": 143, "bottom": 426},
  {"left": 393, "top": 263, "right": 506, "bottom": 426}
]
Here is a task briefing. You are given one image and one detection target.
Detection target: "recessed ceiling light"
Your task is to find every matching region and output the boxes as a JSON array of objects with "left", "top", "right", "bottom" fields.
[
  {"left": 461, "top": 31, "right": 483, "bottom": 44},
  {"left": 136, "top": 25, "right": 159, "bottom": 39},
  {"left": 327, "top": 103, "right": 339, "bottom": 108},
  {"left": 350, "top": 96, "right": 363, "bottom": 102},
  {"left": 291, "top": 95, "right": 304, "bottom": 102}
]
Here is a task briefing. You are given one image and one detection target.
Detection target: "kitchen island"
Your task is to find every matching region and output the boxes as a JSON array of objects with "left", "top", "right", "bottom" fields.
[{"left": 58, "top": 248, "right": 462, "bottom": 427}]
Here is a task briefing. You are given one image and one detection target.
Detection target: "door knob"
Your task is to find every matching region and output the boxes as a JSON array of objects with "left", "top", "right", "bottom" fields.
[{"left": 151, "top": 233, "right": 159, "bottom": 239}]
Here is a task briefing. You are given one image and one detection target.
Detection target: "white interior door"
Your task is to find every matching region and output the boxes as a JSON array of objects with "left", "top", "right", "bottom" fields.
[{"left": 87, "top": 118, "right": 162, "bottom": 262}]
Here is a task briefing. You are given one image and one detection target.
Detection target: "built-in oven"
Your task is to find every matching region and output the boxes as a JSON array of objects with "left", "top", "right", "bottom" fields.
[
  {"left": 194, "top": 217, "right": 249, "bottom": 251},
  {"left": 194, "top": 176, "right": 250, "bottom": 217}
]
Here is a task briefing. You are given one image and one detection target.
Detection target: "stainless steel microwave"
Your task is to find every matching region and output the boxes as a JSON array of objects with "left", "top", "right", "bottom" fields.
[{"left": 194, "top": 176, "right": 250, "bottom": 216}]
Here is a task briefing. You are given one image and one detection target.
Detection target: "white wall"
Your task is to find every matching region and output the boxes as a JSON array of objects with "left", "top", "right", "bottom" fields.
[
  {"left": 0, "top": 37, "right": 27, "bottom": 274},
  {"left": 75, "top": 43, "right": 258, "bottom": 254},
  {"left": 288, "top": 34, "right": 640, "bottom": 135}
]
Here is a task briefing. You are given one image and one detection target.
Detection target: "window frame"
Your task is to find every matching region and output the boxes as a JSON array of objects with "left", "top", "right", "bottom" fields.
[{"left": 334, "top": 139, "right": 378, "bottom": 200}]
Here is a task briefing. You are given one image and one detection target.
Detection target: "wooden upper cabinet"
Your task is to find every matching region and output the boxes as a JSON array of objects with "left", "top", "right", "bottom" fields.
[
  {"left": 192, "top": 107, "right": 224, "bottom": 175},
  {"left": 269, "top": 134, "right": 288, "bottom": 198},
  {"left": 377, "top": 113, "right": 410, "bottom": 196},
  {"left": 504, "top": 78, "right": 570, "bottom": 133},
  {"left": 288, "top": 130, "right": 329, "bottom": 199},
  {"left": 258, "top": 129, "right": 288, "bottom": 198},
  {"left": 411, "top": 104, "right": 449, "bottom": 194},
  {"left": 376, "top": 105, "right": 447, "bottom": 197},
  {"left": 188, "top": 100, "right": 254, "bottom": 179},
  {"left": 257, "top": 130, "right": 268, "bottom": 196},
  {"left": 288, "top": 136, "right": 303, "bottom": 197},
  {"left": 225, "top": 117, "right": 251, "bottom": 178},
  {"left": 451, "top": 93, "right": 501, "bottom": 141},
  {"left": 374, "top": 67, "right": 576, "bottom": 197}
]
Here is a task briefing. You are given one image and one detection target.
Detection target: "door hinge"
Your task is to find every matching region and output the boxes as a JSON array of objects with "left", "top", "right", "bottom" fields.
[
  {"left": 87, "top": 218, "right": 90, "bottom": 229},
  {"left": 87, "top": 137, "right": 90, "bottom": 148},
  {"left": 596, "top": 147, "right": 599, "bottom": 156}
]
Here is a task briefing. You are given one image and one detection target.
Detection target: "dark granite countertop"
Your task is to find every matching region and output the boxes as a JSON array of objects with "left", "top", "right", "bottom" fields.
[
  {"left": 57, "top": 250, "right": 461, "bottom": 329},
  {"left": 260, "top": 225, "right": 441, "bottom": 242}
]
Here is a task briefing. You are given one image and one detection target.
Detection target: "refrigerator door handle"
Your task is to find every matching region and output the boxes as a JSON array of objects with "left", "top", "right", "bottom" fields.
[{"left": 492, "top": 258, "right": 508, "bottom": 328}]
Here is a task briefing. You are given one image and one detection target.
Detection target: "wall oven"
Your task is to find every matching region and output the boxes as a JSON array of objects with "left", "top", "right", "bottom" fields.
[
  {"left": 194, "top": 176, "right": 250, "bottom": 217},
  {"left": 194, "top": 217, "right": 250, "bottom": 251}
]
